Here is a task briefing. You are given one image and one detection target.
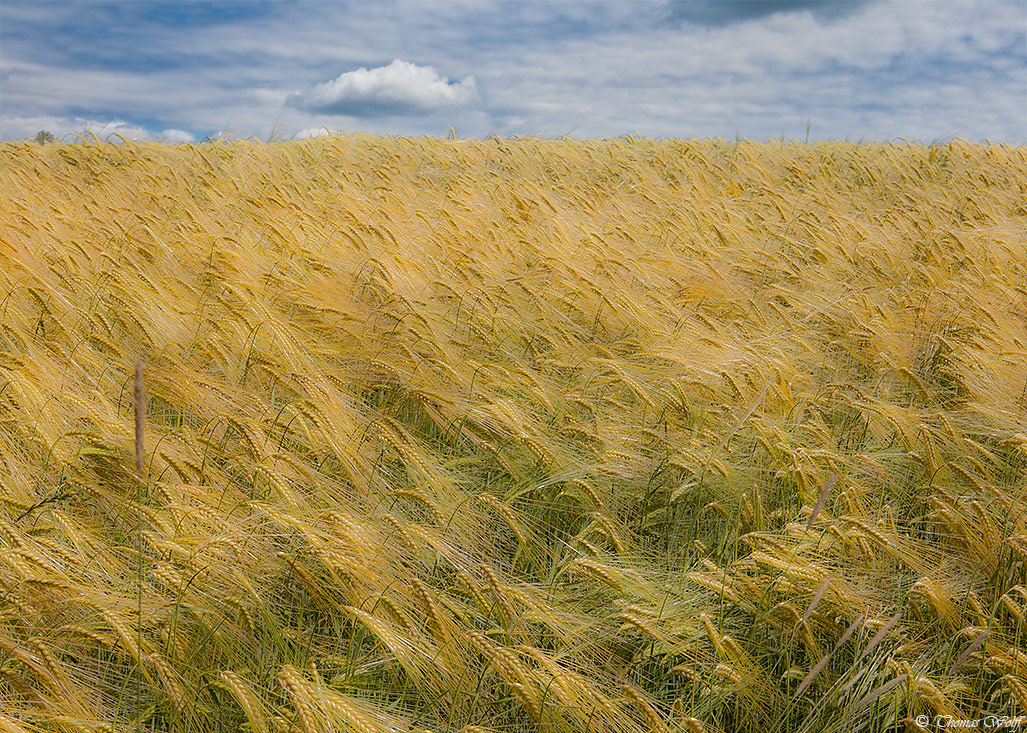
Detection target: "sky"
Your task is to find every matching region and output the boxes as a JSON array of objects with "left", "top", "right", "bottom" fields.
[{"left": 1, "top": 0, "right": 1025, "bottom": 143}]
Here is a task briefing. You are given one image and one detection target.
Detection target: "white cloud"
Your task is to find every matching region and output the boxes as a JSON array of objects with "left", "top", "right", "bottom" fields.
[
  {"left": 0, "top": 115, "right": 195, "bottom": 143},
  {"left": 252, "top": 88, "right": 292, "bottom": 105},
  {"left": 295, "top": 126, "right": 335, "bottom": 138},
  {"left": 155, "top": 128, "right": 196, "bottom": 143},
  {"left": 287, "top": 60, "right": 478, "bottom": 117}
]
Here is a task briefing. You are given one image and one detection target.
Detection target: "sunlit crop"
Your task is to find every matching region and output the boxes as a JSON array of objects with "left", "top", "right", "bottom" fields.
[{"left": 0, "top": 133, "right": 1025, "bottom": 732}]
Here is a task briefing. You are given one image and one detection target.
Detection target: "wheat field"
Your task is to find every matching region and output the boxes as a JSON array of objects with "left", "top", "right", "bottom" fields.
[{"left": 0, "top": 133, "right": 1025, "bottom": 732}]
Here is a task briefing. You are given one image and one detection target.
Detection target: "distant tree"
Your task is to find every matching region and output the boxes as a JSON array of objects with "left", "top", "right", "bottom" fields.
[{"left": 34, "top": 130, "right": 56, "bottom": 144}]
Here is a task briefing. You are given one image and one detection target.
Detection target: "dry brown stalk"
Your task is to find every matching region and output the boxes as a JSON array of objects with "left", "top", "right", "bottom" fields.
[
  {"left": 134, "top": 357, "right": 145, "bottom": 478},
  {"left": 857, "top": 611, "right": 903, "bottom": 663},
  {"left": 792, "top": 613, "right": 863, "bottom": 699},
  {"left": 852, "top": 673, "right": 908, "bottom": 714},
  {"left": 799, "top": 579, "right": 830, "bottom": 625},
  {"left": 807, "top": 473, "right": 837, "bottom": 529}
]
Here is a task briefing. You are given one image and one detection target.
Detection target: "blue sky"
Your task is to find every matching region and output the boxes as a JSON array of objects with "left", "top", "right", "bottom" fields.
[{"left": 1, "top": 0, "right": 1024, "bottom": 143}]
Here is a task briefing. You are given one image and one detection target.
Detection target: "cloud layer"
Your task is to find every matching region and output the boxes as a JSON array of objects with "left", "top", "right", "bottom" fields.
[
  {"left": 1, "top": 0, "right": 1023, "bottom": 143},
  {"left": 666, "top": 0, "right": 878, "bottom": 26}
]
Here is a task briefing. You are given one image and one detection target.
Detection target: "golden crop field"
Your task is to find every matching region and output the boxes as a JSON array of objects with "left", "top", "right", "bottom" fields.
[{"left": 0, "top": 134, "right": 1026, "bottom": 732}]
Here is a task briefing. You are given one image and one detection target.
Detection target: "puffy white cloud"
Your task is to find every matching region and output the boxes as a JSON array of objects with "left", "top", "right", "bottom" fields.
[{"left": 287, "top": 60, "right": 478, "bottom": 117}]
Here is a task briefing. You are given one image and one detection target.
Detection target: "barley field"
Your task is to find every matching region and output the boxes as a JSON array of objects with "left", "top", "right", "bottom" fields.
[{"left": 0, "top": 134, "right": 1026, "bottom": 732}]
